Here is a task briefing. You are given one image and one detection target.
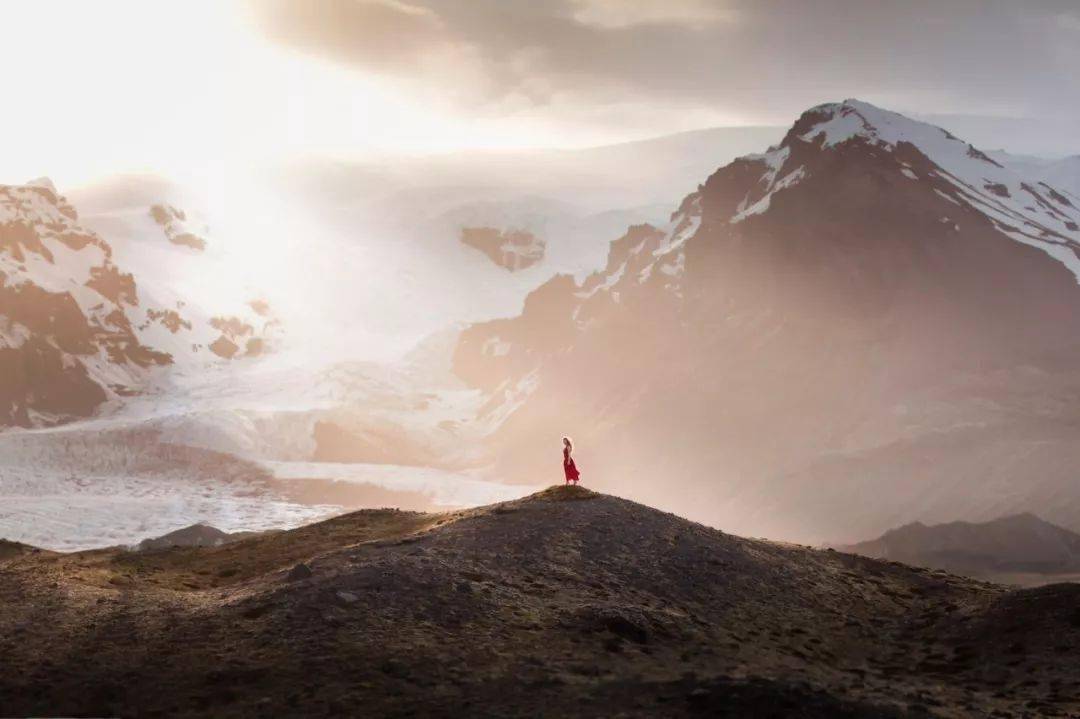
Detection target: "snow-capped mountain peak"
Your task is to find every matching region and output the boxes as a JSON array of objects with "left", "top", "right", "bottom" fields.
[
  {"left": 744, "top": 99, "right": 1080, "bottom": 279},
  {"left": 451, "top": 99, "right": 1080, "bottom": 541},
  {"left": 788, "top": 99, "right": 987, "bottom": 152}
]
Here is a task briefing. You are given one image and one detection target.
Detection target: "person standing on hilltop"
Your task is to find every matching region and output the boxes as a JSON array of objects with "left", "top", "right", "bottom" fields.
[{"left": 562, "top": 436, "right": 581, "bottom": 485}]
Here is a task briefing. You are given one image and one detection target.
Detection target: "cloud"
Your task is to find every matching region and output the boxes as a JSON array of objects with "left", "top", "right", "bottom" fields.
[
  {"left": 568, "top": 0, "right": 737, "bottom": 29},
  {"left": 256, "top": 0, "right": 447, "bottom": 73},
  {"left": 251, "top": 0, "right": 1080, "bottom": 132}
]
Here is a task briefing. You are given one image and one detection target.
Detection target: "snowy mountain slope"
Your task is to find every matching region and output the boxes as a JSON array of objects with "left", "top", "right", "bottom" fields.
[
  {"left": 781, "top": 101, "right": 1080, "bottom": 272},
  {"left": 1039, "top": 156, "right": 1080, "bottom": 199},
  {"left": 987, "top": 151, "right": 1080, "bottom": 206},
  {"left": 78, "top": 198, "right": 278, "bottom": 361},
  {"left": 452, "top": 99, "right": 1080, "bottom": 542},
  {"left": 0, "top": 179, "right": 275, "bottom": 427}
]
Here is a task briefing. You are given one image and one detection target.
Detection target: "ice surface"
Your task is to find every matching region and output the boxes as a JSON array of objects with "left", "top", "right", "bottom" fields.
[
  {"left": 263, "top": 461, "right": 539, "bottom": 508},
  {"left": 0, "top": 428, "right": 334, "bottom": 551}
]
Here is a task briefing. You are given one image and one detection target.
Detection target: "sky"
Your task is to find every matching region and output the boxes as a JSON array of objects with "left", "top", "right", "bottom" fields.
[{"left": 0, "top": 0, "right": 1077, "bottom": 190}]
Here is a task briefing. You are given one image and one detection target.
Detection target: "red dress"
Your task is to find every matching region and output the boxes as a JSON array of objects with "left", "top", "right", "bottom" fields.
[{"left": 563, "top": 447, "right": 580, "bottom": 483}]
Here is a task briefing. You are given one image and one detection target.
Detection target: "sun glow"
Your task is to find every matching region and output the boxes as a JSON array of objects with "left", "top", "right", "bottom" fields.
[{"left": 0, "top": 0, "right": 663, "bottom": 192}]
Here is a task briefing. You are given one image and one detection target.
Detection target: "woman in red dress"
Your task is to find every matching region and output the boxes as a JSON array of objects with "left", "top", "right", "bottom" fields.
[{"left": 562, "top": 436, "right": 581, "bottom": 485}]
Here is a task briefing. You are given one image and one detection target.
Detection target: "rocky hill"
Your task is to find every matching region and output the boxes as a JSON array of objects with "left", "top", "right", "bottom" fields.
[
  {"left": 1, "top": 486, "right": 1079, "bottom": 717},
  {"left": 452, "top": 99, "right": 1080, "bottom": 543}
]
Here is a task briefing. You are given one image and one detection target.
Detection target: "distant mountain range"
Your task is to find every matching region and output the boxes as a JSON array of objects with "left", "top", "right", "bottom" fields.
[
  {"left": 839, "top": 513, "right": 1080, "bottom": 579},
  {"left": 268, "top": 125, "right": 788, "bottom": 351},
  {"left": 6, "top": 102, "right": 1080, "bottom": 548}
]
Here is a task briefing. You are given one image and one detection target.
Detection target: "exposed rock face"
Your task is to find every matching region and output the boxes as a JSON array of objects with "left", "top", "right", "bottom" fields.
[
  {"left": 0, "top": 336, "right": 107, "bottom": 427},
  {"left": 149, "top": 203, "right": 207, "bottom": 250},
  {"left": 208, "top": 315, "right": 258, "bottom": 359},
  {"left": 145, "top": 308, "right": 191, "bottom": 333},
  {"left": 460, "top": 226, "right": 546, "bottom": 271},
  {"left": 841, "top": 513, "right": 1080, "bottom": 577},
  {"left": 453, "top": 100, "right": 1080, "bottom": 542},
  {"left": 0, "top": 181, "right": 278, "bottom": 427},
  {"left": 0, "top": 182, "right": 170, "bottom": 425}
]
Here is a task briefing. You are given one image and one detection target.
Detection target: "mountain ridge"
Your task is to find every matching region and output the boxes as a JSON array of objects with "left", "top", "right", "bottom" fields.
[
  {"left": 840, "top": 512, "right": 1080, "bottom": 578},
  {"left": 452, "top": 98, "right": 1080, "bottom": 543}
]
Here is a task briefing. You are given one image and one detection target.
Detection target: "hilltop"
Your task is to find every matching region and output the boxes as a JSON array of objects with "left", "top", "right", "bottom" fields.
[{"left": 2, "top": 486, "right": 1079, "bottom": 717}]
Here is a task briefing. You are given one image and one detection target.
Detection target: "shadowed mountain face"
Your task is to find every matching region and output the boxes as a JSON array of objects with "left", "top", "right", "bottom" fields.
[
  {"left": 841, "top": 513, "right": 1080, "bottom": 579},
  {"left": 2, "top": 487, "right": 1079, "bottom": 717},
  {"left": 453, "top": 100, "right": 1080, "bottom": 543}
]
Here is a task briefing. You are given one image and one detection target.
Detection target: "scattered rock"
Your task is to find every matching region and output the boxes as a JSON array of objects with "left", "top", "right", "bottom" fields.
[
  {"left": 287, "top": 563, "right": 313, "bottom": 581},
  {"left": 379, "top": 659, "right": 410, "bottom": 679},
  {"left": 335, "top": 590, "right": 359, "bottom": 605},
  {"left": 241, "top": 604, "right": 271, "bottom": 619}
]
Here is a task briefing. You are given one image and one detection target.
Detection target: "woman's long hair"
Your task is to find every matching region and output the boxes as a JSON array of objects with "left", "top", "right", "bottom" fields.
[{"left": 562, "top": 436, "right": 573, "bottom": 452}]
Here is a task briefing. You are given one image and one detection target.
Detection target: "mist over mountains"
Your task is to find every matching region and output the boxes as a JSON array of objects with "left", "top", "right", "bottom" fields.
[
  {"left": 6, "top": 3, "right": 1080, "bottom": 715},
  {"left": 841, "top": 512, "right": 1080, "bottom": 583},
  {"left": 453, "top": 99, "right": 1080, "bottom": 543},
  {"left": 3, "top": 100, "right": 1080, "bottom": 552}
]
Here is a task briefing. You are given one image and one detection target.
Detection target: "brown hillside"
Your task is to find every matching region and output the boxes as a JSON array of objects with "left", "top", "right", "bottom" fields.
[{"left": 1, "top": 486, "right": 1079, "bottom": 717}]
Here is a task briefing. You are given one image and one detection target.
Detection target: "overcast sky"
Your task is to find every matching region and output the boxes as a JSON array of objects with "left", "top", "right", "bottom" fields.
[
  {"left": 257, "top": 0, "right": 1080, "bottom": 127},
  {"left": 0, "top": 1, "right": 1076, "bottom": 188}
]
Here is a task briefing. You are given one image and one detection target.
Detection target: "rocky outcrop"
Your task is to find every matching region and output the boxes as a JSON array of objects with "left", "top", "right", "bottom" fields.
[
  {"left": 208, "top": 316, "right": 252, "bottom": 358},
  {"left": 460, "top": 226, "right": 546, "bottom": 271},
  {"left": 0, "top": 336, "right": 107, "bottom": 427},
  {"left": 149, "top": 203, "right": 207, "bottom": 251}
]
